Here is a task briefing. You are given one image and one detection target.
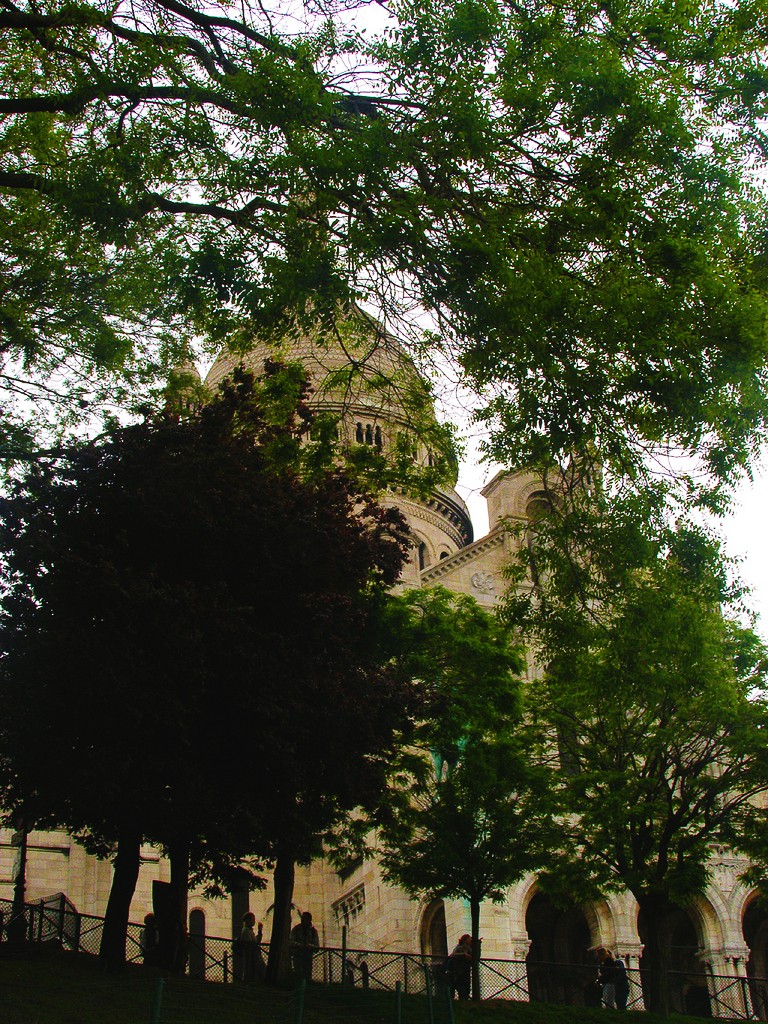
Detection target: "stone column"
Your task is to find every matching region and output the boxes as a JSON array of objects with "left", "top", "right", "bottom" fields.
[
  {"left": 619, "top": 942, "right": 645, "bottom": 1011},
  {"left": 702, "top": 946, "right": 754, "bottom": 1020},
  {"left": 722, "top": 946, "right": 754, "bottom": 1020},
  {"left": 509, "top": 936, "right": 532, "bottom": 1002}
]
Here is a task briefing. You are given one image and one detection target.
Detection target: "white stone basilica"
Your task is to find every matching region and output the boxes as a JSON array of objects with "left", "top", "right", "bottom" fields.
[{"left": 2, "top": 319, "right": 767, "bottom": 1016}]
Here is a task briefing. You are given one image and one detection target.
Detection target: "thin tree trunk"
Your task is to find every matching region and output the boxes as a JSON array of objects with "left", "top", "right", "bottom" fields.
[
  {"left": 265, "top": 849, "right": 295, "bottom": 986},
  {"left": 470, "top": 896, "right": 482, "bottom": 1002},
  {"left": 99, "top": 827, "right": 141, "bottom": 972}
]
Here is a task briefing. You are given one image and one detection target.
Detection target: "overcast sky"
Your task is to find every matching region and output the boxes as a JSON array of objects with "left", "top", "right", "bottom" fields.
[
  {"left": 454, "top": 457, "right": 768, "bottom": 642},
  {"left": 723, "top": 473, "right": 768, "bottom": 638}
]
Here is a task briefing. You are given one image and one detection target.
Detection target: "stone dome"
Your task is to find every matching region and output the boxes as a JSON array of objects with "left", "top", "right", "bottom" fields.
[
  {"left": 204, "top": 316, "right": 473, "bottom": 567},
  {"left": 206, "top": 318, "right": 435, "bottom": 451}
]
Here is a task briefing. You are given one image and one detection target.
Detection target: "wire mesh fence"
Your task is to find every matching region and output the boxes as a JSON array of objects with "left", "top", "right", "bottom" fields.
[{"left": 2, "top": 895, "right": 768, "bottom": 1019}]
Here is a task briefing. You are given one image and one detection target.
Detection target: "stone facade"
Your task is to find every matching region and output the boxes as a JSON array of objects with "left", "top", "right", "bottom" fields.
[{"left": 2, "top": 323, "right": 767, "bottom": 1017}]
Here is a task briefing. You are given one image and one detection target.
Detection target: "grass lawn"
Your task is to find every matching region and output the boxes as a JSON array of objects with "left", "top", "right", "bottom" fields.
[{"left": 1, "top": 945, "right": 714, "bottom": 1024}]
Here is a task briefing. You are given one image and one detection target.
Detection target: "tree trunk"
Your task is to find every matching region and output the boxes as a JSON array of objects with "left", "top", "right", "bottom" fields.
[
  {"left": 8, "top": 826, "right": 29, "bottom": 943},
  {"left": 99, "top": 827, "right": 141, "bottom": 972},
  {"left": 265, "top": 849, "right": 295, "bottom": 986},
  {"left": 637, "top": 893, "right": 673, "bottom": 1015},
  {"left": 169, "top": 837, "right": 190, "bottom": 974},
  {"left": 470, "top": 896, "right": 482, "bottom": 1001}
]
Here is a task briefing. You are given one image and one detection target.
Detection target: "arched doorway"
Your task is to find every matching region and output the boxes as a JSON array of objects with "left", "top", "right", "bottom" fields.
[
  {"left": 525, "top": 892, "right": 594, "bottom": 1005},
  {"left": 420, "top": 899, "right": 448, "bottom": 958},
  {"left": 188, "top": 908, "right": 206, "bottom": 980},
  {"left": 638, "top": 905, "right": 710, "bottom": 1017},
  {"left": 744, "top": 897, "right": 768, "bottom": 1019}
]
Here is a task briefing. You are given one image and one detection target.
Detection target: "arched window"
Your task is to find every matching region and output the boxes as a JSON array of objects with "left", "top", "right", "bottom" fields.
[
  {"left": 420, "top": 899, "right": 448, "bottom": 957},
  {"left": 526, "top": 492, "right": 552, "bottom": 524},
  {"left": 418, "top": 542, "right": 428, "bottom": 571},
  {"left": 374, "top": 425, "right": 383, "bottom": 449},
  {"left": 526, "top": 492, "right": 553, "bottom": 584},
  {"left": 356, "top": 422, "right": 364, "bottom": 443},
  {"left": 365, "top": 423, "right": 373, "bottom": 444}
]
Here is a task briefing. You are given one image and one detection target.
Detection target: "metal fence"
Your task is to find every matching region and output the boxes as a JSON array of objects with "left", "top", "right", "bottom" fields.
[{"left": 2, "top": 895, "right": 767, "bottom": 1019}]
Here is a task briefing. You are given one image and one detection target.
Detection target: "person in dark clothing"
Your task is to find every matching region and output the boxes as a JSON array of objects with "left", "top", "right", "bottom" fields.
[
  {"left": 599, "top": 950, "right": 618, "bottom": 1008},
  {"left": 585, "top": 974, "right": 603, "bottom": 1007},
  {"left": 140, "top": 913, "right": 160, "bottom": 966},
  {"left": 237, "top": 912, "right": 263, "bottom": 982},
  {"left": 445, "top": 934, "right": 472, "bottom": 1000},
  {"left": 290, "top": 911, "right": 319, "bottom": 981},
  {"left": 614, "top": 953, "right": 630, "bottom": 1010}
]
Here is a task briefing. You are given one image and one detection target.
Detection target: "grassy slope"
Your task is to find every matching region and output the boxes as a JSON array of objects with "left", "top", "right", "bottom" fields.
[{"left": 1, "top": 947, "right": 712, "bottom": 1024}]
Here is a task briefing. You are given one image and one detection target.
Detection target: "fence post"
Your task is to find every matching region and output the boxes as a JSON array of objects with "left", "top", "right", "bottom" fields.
[
  {"left": 294, "top": 978, "right": 306, "bottom": 1024},
  {"left": 342, "top": 926, "right": 347, "bottom": 989},
  {"left": 424, "top": 964, "right": 434, "bottom": 1024},
  {"left": 446, "top": 980, "right": 455, "bottom": 1024},
  {"left": 224, "top": 951, "right": 229, "bottom": 983},
  {"left": 404, "top": 955, "right": 409, "bottom": 994},
  {"left": 739, "top": 973, "right": 751, "bottom": 1019},
  {"left": 73, "top": 912, "right": 81, "bottom": 953},
  {"left": 395, "top": 980, "right": 402, "bottom": 1024},
  {"left": 149, "top": 977, "right": 164, "bottom": 1024}
]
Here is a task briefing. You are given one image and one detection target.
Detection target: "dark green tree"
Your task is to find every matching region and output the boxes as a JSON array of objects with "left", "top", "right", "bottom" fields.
[
  {"left": 505, "top": 491, "right": 768, "bottom": 1014},
  {"left": 0, "top": 365, "right": 416, "bottom": 974},
  {"left": 373, "top": 588, "right": 550, "bottom": 1000},
  {"left": 1, "top": 0, "right": 768, "bottom": 497}
]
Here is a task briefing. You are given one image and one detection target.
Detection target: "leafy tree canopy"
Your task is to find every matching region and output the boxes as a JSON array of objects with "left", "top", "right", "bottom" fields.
[
  {"left": 0, "top": 364, "right": 416, "bottom": 968},
  {"left": 379, "top": 735, "right": 544, "bottom": 906},
  {"left": 504, "top": 488, "right": 768, "bottom": 1012},
  {"left": 382, "top": 586, "right": 523, "bottom": 750},
  {"left": 369, "top": 588, "right": 553, "bottom": 998},
  {"left": 2, "top": 0, "right": 768, "bottom": 497}
]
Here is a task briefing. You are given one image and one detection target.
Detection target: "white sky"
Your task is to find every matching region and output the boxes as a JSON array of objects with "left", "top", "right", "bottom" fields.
[
  {"left": 454, "top": 455, "right": 768, "bottom": 641},
  {"left": 721, "top": 472, "right": 768, "bottom": 638}
]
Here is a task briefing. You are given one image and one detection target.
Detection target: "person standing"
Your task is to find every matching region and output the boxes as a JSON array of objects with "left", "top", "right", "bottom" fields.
[
  {"left": 290, "top": 911, "right": 319, "bottom": 981},
  {"left": 445, "top": 934, "right": 473, "bottom": 1000},
  {"left": 238, "top": 912, "right": 263, "bottom": 982},
  {"left": 599, "top": 950, "right": 618, "bottom": 1009},
  {"left": 614, "top": 953, "right": 630, "bottom": 1010},
  {"left": 139, "top": 913, "right": 159, "bottom": 966}
]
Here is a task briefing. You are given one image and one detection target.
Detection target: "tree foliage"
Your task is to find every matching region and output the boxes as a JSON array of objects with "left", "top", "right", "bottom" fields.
[
  {"left": 504, "top": 490, "right": 768, "bottom": 1012},
  {"left": 1, "top": 0, "right": 768, "bottom": 492},
  {"left": 373, "top": 588, "right": 550, "bottom": 998},
  {"left": 382, "top": 587, "right": 523, "bottom": 753},
  {"left": 0, "top": 365, "right": 416, "bottom": 971}
]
